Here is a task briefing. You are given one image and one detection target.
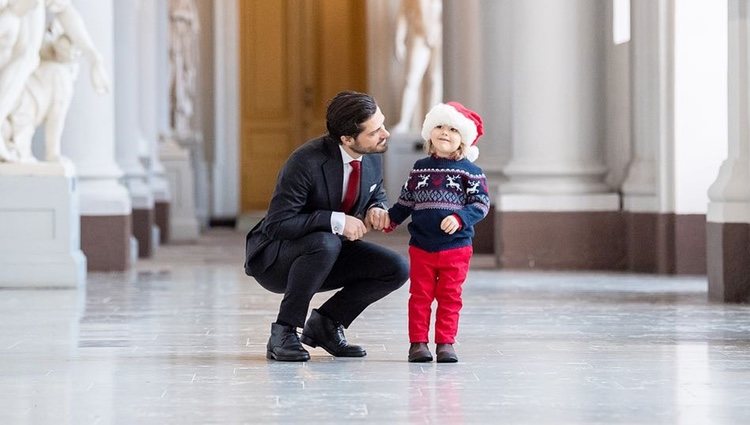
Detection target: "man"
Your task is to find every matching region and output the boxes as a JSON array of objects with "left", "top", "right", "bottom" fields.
[{"left": 245, "top": 91, "right": 409, "bottom": 362}]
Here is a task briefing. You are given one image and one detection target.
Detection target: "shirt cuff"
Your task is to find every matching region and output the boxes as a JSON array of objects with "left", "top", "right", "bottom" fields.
[{"left": 331, "top": 211, "right": 346, "bottom": 235}]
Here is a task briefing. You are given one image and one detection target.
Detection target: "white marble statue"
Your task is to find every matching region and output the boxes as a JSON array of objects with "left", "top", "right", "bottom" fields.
[
  {"left": 0, "top": 0, "right": 109, "bottom": 163},
  {"left": 3, "top": 18, "right": 107, "bottom": 162},
  {"left": 392, "top": 0, "right": 443, "bottom": 134},
  {"left": 0, "top": 0, "right": 41, "bottom": 161},
  {"left": 169, "top": 0, "right": 200, "bottom": 139}
]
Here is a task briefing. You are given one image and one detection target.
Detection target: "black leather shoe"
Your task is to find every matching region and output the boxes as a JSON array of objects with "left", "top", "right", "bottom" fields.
[
  {"left": 266, "top": 323, "right": 310, "bottom": 362},
  {"left": 436, "top": 343, "right": 458, "bottom": 363},
  {"left": 300, "top": 309, "right": 366, "bottom": 357},
  {"left": 408, "top": 342, "right": 433, "bottom": 362}
]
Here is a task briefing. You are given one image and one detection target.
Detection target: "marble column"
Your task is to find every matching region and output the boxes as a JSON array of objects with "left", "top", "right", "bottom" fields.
[
  {"left": 114, "top": 0, "right": 156, "bottom": 258},
  {"left": 139, "top": 0, "right": 172, "bottom": 244},
  {"left": 212, "top": 0, "right": 240, "bottom": 224},
  {"left": 496, "top": 0, "right": 622, "bottom": 270},
  {"left": 621, "top": 0, "right": 666, "bottom": 212},
  {"left": 159, "top": 0, "right": 200, "bottom": 242},
  {"left": 442, "top": 0, "right": 498, "bottom": 255},
  {"left": 707, "top": 0, "right": 750, "bottom": 303},
  {"left": 62, "top": 0, "right": 132, "bottom": 271},
  {"left": 620, "top": 0, "right": 675, "bottom": 273}
]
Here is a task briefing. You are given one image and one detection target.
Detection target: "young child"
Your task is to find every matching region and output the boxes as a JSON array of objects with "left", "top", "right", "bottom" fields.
[{"left": 387, "top": 101, "right": 490, "bottom": 363}]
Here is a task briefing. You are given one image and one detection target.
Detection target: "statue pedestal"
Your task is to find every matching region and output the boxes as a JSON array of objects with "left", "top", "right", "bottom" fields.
[
  {"left": 160, "top": 136, "right": 200, "bottom": 242},
  {"left": 384, "top": 132, "right": 425, "bottom": 207},
  {"left": 0, "top": 160, "right": 86, "bottom": 288}
]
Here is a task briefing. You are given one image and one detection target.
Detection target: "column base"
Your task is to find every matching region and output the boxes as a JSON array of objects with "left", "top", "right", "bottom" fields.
[
  {"left": 170, "top": 217, "right": 201, "bottom": 242},
  {"left": 81, "top": 215, "right": 132, "bottom": 271},
  {"left": 155, "top": 201, "right": 170, "bottom": 243},
  {"left": 626, "top": 213, "right": 706, "bottom": 275},
  {"left": 473, "top": 206, "right": 495, "bottom": 254},
  {"left": 496, "top": 193, "right": 624, "bottom": 270},
  {"left": 161, "top": 138, "right": 200, "bottom": 242},
  {"left": 497, "top": 210, "right": 626, "bottom": 270},
  {"left": 132, "top": 208, "right": 155, "bottom": 258},
  {"left": 707, "top": 222, "right": 750, "bottom": 303}
]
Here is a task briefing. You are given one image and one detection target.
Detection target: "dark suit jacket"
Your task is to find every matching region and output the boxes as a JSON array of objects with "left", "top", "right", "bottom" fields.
[{"left": 244, "top": 135, "right": 388, "bottom": 276}]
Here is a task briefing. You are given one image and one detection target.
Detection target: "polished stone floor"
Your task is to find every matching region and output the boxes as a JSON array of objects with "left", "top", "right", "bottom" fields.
[{"left": 2, "top": 229, "right": 750, "bottom": 424}]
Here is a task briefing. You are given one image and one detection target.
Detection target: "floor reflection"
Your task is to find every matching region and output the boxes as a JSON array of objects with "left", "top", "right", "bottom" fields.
[{"left": 1, "top": 229, "right": 749, "bottom": 424}]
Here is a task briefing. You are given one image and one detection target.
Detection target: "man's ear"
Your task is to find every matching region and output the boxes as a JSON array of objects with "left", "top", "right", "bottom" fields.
[{"left": 340, "top": 135, "right": 351, "bottom": 145}]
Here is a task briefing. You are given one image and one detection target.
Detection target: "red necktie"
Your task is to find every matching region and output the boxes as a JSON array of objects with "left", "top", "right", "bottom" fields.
[{"left": 341, "top": 160, "right": 361, "bottom": 213}]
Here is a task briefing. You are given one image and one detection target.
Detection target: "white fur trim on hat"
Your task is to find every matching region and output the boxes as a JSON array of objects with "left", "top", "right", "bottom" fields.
[
  {"left": 421, "top": 103, "right": 478, "bottom": 159},
  {"left": 465, "top": 145, "right": 479, "bottom": 162}
]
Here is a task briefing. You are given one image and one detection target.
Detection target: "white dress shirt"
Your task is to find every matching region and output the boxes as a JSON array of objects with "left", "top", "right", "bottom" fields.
[{"left": 331, "top": 145, "right": 362, "bottom": 235}]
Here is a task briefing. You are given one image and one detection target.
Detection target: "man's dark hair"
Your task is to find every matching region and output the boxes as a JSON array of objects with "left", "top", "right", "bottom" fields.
[{"left": 326, "top": 91, "right": 378, "bottom": 142}]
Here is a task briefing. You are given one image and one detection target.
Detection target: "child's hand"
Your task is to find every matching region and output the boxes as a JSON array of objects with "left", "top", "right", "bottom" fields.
[
  {"left": 441, "top": 215, "right": 460, "bottom": 235},
  {"left": 366, "top": 207, "right": 390, "bottom": 231}
]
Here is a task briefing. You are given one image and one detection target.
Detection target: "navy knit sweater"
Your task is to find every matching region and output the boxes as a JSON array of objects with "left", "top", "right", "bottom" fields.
[{"left": 388, "top": 155, "right": 491, "bottom": 252}]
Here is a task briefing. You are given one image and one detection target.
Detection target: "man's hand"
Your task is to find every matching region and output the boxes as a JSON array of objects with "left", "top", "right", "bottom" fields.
[
  {"left": 441, "top": 215, "right": 460, "bottom": 235},
  {"left": 366, "top": 207, "right": 390, "bottom": 231},
  {"left": 343, "top": 215, "right": 368, "bottom": 241}
]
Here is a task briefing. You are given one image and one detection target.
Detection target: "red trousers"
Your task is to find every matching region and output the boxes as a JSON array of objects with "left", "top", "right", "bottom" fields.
[{"left": 408, "top": 245, "right": 473, "bottom": 344}]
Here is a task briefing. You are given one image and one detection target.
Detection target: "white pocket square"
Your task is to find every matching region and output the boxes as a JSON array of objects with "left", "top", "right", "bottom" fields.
[{"left": 369, "top": 184, "right": 377, "bottom": 193}]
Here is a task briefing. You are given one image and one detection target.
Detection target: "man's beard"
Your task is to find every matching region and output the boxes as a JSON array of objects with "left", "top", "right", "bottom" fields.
[{"left": 350, "top": 139, "right": 389, "bottom": 155}]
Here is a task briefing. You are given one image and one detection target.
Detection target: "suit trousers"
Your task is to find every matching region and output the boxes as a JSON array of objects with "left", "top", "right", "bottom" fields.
[
  {"left": 408, "top": 245, "right": 473, "bottom": 344},
  {"left": 251, "top": 232, "right": 409, "bottom": 328}
]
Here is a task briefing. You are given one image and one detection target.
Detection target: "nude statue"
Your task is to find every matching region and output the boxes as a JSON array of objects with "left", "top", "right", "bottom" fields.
[
  {"left": 391, "top": 0, "right": 443, "bottom": 134},
  {"left": 169, "top": 0, "right": 200, "bottom": 138},
  {"left": 0, "top": 0, "right": 109, "bottom": 163}
]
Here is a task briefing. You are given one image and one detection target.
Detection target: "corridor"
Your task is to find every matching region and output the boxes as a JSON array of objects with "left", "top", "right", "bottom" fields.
[{"left": 1, "top": 229, "right": 749, "bottom": 424}]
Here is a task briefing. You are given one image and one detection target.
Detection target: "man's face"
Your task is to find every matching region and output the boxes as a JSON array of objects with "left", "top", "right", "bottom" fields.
[{"left": 342, "top": 107, "right": 390, "bottom": 157}]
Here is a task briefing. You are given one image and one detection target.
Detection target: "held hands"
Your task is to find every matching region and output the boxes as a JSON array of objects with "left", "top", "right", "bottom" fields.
[
  {"left": 343, "top": 208, "right": 391, "bottom": 240},
  {"left": 366, "top": 207, "right": 391, "bottom": 231},
  {"left": 441, "top": 215, "right": 460, "bottom": 235}
]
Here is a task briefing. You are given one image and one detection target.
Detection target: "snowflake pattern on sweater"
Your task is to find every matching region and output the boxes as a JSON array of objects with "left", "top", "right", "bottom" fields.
[{"left": 388, "top": 156, "right": 490, "bottom": 252}]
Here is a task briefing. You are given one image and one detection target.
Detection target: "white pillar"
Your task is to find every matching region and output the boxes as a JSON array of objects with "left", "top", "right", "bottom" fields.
[
  {"left": 139, "top": 0, "right": 172, "bottom": 243},
  {"left": 495, "top": 0, "right": 621, "bottom": 270},
  {"left": 708, "top": 1, "right": 750, "bottom": 224},
  {"left": 157, "top": 0, "right": 172, "bottom": 139},
  {"left": 503, "top": 0, "right": 611, "bottom": 197},
  {"left": 441, "top": 0, "right": 502, "bottom": 256},
  {"left": 159, "top": 0, "right": 199, "bottom": 242},
  {"left": 114, "top": 0, "right": 156, "bottom": 259},
  {"left": 621, "top": 0, "right": 672, "bottom": 213},
  {"left": 62, "top": 0, "right": 132, "bottom": 271},
  {"left": 474, "top": 0, "right": 512, "bottom": 179},
  {"left": 444, "top": 0, "right": 482, "bottom": 113},
  {"left": 212, "top": 0, "right": 240, "bottom": 221},
  {"left": 706, "top": 0, "right": 750, "bottom": 302}
]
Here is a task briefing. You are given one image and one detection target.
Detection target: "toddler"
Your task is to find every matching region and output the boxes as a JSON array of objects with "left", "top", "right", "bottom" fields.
[{"left": 387, "top": 101, "right": 490, "bottom": 362}]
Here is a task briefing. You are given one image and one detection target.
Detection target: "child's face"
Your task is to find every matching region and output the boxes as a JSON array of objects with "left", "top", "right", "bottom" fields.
[{"left": 429, "top": 125, "right": 462, "bottom": 158}]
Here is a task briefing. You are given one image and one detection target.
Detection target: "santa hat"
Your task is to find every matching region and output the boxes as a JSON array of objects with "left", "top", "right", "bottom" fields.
[{"left": 421, "top": 101, "right": 484, "bottom": 162}]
